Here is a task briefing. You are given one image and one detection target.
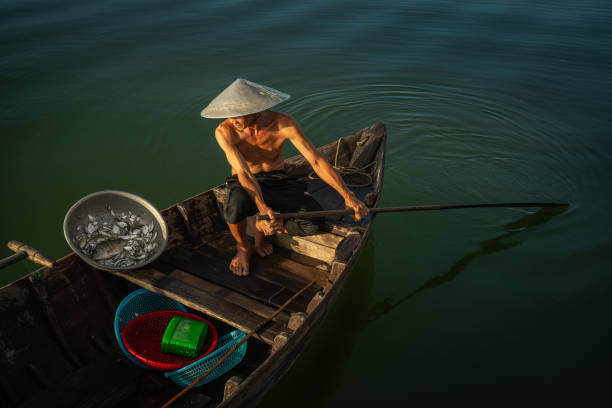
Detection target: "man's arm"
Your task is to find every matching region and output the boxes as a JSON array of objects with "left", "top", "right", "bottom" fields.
[
  {"left": 282, "top": 117, "right": 369, "bottom": 221},
  {"left": 215, "top": 126, "right": 278, "bottom": 225}
]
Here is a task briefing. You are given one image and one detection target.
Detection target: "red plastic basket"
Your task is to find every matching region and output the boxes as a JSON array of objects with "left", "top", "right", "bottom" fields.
[{"left": 121, "top": 310, "right": 218, "bottom": 371}]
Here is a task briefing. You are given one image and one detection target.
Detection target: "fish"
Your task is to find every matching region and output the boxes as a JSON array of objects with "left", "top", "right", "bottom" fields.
[
  {"left": 75, "top": 208, "right": 159, "bottom": 268},
  {"left": 92, "top": 240, "right": 124, "bottom": 261}
]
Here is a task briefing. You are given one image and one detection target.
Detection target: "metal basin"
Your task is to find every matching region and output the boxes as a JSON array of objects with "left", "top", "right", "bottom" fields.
[{"left": 63, "top": 190, "right": 168, "bottom": 272}]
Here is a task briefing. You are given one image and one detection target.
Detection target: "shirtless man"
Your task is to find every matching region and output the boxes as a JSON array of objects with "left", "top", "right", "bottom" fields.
[{"left": 201, "top": 79, "right": 368, "bottom": 276}]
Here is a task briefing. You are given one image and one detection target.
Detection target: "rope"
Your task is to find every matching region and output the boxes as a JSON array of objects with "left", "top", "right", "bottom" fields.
[{"left": 308, "top": 137, "right": 376, "bottom": 188}]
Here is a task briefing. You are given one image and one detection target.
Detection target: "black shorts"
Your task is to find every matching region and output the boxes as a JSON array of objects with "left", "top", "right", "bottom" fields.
[{"left": 223, "top": 170, "right": 324, "bottom": 236}]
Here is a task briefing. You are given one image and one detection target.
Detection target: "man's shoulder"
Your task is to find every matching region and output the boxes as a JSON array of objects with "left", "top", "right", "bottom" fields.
[
  {"left": 216, "top": 119, "right": 232, "bottom": 130},
  {"left": 267, "top": 111, "right": 299, "bottom": 131},
  {"left": 215, "top": 120, "right": 234, "bottom": 135},
  {"left": 214, "top": 121, "right": 236, "bottom": 144}
]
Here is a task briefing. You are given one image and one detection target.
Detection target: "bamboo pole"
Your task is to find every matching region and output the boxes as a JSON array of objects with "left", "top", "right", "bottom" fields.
[{"left": 256, "top": 202, "right": 569, "bottom": 220}]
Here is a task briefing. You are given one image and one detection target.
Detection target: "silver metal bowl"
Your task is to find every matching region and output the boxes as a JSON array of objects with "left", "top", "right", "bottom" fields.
[{"left": 63, "top": 190, "right": 168, "bottom": 272}]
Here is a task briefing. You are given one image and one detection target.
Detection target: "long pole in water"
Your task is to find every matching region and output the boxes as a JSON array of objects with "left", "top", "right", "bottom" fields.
[
  {"left": 162, "top": 281, "right": 315, "bottom": 408},
  {"left": 256, "top": 202, "right": 569, "bottom": 220}
]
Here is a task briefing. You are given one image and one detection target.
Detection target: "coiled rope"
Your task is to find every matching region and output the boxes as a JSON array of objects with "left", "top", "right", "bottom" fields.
[{"left": 308, "top": 137, "right": 376, "bottom": 188}]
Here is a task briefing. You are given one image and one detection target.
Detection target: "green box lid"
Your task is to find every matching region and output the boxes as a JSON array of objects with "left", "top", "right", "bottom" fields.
[{"left": 161, "top": 316, "right": 208, "bottom": 358}]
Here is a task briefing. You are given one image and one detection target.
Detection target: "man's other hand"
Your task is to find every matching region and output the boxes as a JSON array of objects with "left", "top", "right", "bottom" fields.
[
  {"left": 345, "top": 194, "right": 369, "bottom": 221},
  {"left": 256, "top": 207, "right": 284, "bottom": 236}
]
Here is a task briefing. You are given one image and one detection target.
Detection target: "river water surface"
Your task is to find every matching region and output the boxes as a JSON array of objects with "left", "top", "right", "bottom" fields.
[{"left": 1, "top": 0, "right": 611, "bottom": 404}]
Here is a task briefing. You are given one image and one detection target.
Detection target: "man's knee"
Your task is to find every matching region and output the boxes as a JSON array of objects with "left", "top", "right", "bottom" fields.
[{"left": 224, "top": 186, "right": 255, "bottom": 224}]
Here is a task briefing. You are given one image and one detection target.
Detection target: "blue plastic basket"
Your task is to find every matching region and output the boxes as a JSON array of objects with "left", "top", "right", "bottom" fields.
[
  {"left": 165, "top": 330, "right": 247, "bottom": 387},
  {"left": 114, "top": 288, "right": 187, "bottom": 369}
]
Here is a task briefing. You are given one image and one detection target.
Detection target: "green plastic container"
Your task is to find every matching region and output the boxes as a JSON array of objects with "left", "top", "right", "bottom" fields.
[{"left": 161, "top": 316, "right": 208, "bottom": 358}]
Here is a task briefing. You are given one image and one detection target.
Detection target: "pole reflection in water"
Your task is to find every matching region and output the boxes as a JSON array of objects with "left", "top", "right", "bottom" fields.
[{"left": 369, "top": 206, "right": 568, "bottom": 322}]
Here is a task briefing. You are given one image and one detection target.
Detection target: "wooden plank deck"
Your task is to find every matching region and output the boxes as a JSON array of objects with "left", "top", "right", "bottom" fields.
[
  {"left": 105, "top": 229, "right": 342, "bottom": 346},
  {"left": 108, "top": 265, "right": 287, "bottom": 345},
  {"left": 159, "top": 244, "right": 316, "bottom": 314}
]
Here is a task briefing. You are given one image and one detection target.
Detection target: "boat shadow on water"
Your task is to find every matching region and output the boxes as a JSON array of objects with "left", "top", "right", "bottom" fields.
[
  {"left": 260, "top": 235, "right": 378, "bottom": 407},
  {"left": 368, "top": 206, "right": 568, "bottom": 322}
]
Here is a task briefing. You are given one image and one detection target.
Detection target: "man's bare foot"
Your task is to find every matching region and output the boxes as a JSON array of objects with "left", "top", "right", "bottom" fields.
[
  {"left": 254, "top": 229, "right": 273, "bottom": 257},
  {"left": 229, "top": 244, "right": 251, "bottom": 276}
]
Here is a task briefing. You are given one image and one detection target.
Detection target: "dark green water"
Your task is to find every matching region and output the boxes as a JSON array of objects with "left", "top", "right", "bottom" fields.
[{"left": 2, "top": 0, "right": 611, "bottom": 404}]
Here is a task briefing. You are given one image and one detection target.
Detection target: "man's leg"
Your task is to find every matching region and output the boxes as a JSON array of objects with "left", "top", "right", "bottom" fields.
[
  {"left": 227, "top": 220, "right": 251, "bottom": 276},
  {"left": 251, "top": 217, "right": 274, "bottom": 257},
  {"left": 224, "top": 186, "right": 257, "bottom": 276}
]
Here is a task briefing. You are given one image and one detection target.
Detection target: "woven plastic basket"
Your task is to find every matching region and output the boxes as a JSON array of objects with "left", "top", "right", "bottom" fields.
[
  {"left": 114, "top": 289, "right": 187, "bottom": 369},
  {"left": 165, "top": 330, "right": 247, "bottom": 387},
  {"left": 121, "top": 310, "right": 218, "bottom": 371}
]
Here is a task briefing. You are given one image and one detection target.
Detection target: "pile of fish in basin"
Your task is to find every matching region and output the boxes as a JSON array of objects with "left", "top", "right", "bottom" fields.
[{"left": 64, "top": 191, "right": 168, "bottom": 271}]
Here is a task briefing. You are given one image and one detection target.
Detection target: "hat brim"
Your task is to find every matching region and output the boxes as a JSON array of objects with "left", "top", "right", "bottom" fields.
[{"left": 200, "top": 79, "right": 291, "bottom": 119}]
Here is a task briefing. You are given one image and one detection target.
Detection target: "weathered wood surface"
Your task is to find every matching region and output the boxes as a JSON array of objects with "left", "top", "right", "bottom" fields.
[
  {"left": 161, "top": 190, "right": 227, "bottom": 250},
  {"left": 272, "top": 232, "right": 336, "bottom": 264},
  {"left": 254, "top": 254, "right": 328, "bottom": 289},
  {"left": 271, "top": 333, "right": 290, "bottom": 354},
  {"left": 205, "top": 230, "right": 330, "bottom": 283},
  {"left": 287, "top": 312, "right": 307, "bottom": 331},
  {"left": 296, "top": 231, "right": 344, "bottom": 248},
  {"left": 273, "top": 246, "right": 330, "bottom": 271},
  {"left": 223, "top": 377, "right": 244, "bottom": 402},
  {"left": 306, "top": 290, "right": 325, "bottom": 314},
  {"left": 333, "top": 231, "right": 362, "bottom": 263},
  {"left": 6, "top": 240, "right": 56, "bottom": 268},
  {"left": 155, "top": 262, "right": 290, "bottom": 326},
  {"left": 160, "top": 244, "right": 313, "bottom": 314},
  {"left": 0, "top": 255, "right": 136, "bottom": 407},
  {"left": 108, "top": 265, "right": 285, "bottom": 345},
  {"left": 176, "top": 202, "right": 199, "bottom": 245},
  {"left": 206, "top": 230, "right": 331, "bottom": 273},
  {"left": 328, "top": 261, "right": 347, "bottom": 284}
]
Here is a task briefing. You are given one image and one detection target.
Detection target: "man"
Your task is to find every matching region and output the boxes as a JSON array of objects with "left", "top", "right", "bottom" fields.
[{"left": 201, "top": 78, "right": 368, "bottom": 276}]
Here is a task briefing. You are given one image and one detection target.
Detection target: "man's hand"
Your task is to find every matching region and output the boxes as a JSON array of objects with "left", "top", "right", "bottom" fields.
[
  {"left": 345, "top": 193, "right": 369, "bottom": 221},
  {"left": 256, "top": 207, "right": 284, "bottom": 236}
]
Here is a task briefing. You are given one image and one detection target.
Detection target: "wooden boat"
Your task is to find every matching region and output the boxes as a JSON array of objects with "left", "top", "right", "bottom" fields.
[{"left": 0, "top": 122, "right": 387, "bottom": 408}]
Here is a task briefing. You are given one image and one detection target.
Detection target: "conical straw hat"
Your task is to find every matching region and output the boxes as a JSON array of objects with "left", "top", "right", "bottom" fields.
[{"left": 200, "top": 78, "right": 291, "bottom": 118}]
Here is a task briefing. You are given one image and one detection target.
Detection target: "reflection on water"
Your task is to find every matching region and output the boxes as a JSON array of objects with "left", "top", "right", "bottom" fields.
[{"left": 369, "top": 206, "right": 568, "bottom": 322}]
